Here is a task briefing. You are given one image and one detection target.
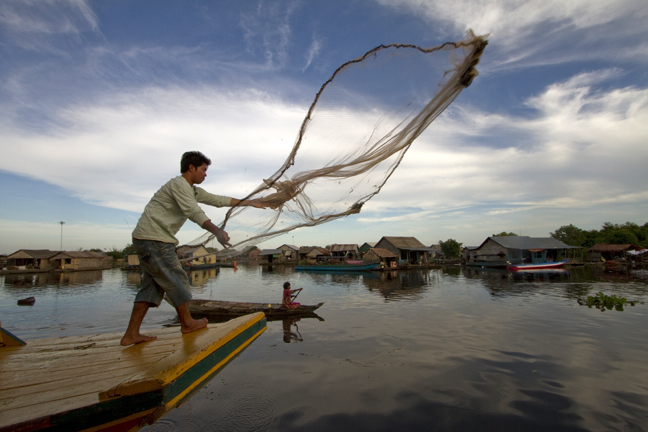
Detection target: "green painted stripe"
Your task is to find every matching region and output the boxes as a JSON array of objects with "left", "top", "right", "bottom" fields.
[{"left": 162, "top": 318, "right": 266, "bottom": 406}]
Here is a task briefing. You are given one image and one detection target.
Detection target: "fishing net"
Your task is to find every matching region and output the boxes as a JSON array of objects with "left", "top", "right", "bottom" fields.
[{"left": 190, "top": 30, "right": 487, "bottom": 256}]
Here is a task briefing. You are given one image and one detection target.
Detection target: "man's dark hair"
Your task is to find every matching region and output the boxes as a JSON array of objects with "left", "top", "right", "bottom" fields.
[{"left": 181, "top": 151, "right": 211, "bottom": 173}]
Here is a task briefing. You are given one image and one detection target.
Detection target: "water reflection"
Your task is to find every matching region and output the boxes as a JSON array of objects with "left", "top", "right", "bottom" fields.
[
  {"left": 282, "top": 317, "right": 304, "bottom": 343},
  {"left": 363, "top": 270, "right": 437, "bottom": 300}
]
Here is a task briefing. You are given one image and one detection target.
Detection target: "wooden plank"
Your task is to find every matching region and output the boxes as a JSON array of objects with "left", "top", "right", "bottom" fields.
[{"left": 0, "top": 314, "right": 266, "bottom": 431}]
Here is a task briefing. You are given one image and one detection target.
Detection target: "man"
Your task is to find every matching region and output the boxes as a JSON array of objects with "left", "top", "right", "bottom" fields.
[{"left": 121, "top": 151, "right": 265, "bottom": 346}]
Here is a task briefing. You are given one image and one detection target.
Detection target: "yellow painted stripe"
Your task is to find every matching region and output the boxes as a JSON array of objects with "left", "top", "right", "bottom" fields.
[
  {"left": 78, "top": 407, "right": 155, "bottom": 432},
  {"left": 164, "top": 326, "right": 266, "bottom": 409},
  {"left": 154, "top": 313, "right": 266, "bottom": 386}
]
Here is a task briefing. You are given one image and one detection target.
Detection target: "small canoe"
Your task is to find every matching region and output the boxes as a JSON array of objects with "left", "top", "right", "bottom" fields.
[
  {"left": 0, "top": 313, "right": 266, "bottom": 432},
  {"left": 188, "top": 299, "right": 324, "bottom": 318},
  {"left": 295, "top": 263, "right": 379, "bottom": 272},
  {"left": 507, "top": 259, "right": 568, "bottom": 271}
]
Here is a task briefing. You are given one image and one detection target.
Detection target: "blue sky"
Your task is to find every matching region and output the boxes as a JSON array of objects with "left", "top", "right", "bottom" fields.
[{"left": 1, "top": 0, "right": 647, "bottom": 254}]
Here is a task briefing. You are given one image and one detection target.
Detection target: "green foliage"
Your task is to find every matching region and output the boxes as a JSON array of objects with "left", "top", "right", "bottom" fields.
[
  {"left": 492, "top": 232, "right": 518, "bottom": 237},
  {"left": 577, "top": 292, "right": 637, "bottom": 312},
  {"left": 550, "top": 224, "right": 586, "bottom": 246},
  {"left": 550, "top": 221, "right": 648, "bottom": 248},
  {"left": 439, "top": 238, "right": 462, "bottom": 259}
]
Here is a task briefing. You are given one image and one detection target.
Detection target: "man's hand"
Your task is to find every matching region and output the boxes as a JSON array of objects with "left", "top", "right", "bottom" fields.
[
  {"left": 202, "top": 220, "right": 232, "bottom": 248},
  {"left": 248, "top": 198, "right": 268, "bottom": 209}
]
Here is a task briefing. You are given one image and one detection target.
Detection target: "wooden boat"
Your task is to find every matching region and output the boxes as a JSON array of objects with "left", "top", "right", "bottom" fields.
[
  {"left": 295, "top": 262, "right": 379, "bottom": 272},
  {"left": 188, "top": 299, "right": 324, "bottom": 318},
  {"left": 0, "top": 313, "right": 266, "bottom": 432},
  {"left": 506, "top": 259, "right": 568, "bottom": 271}
]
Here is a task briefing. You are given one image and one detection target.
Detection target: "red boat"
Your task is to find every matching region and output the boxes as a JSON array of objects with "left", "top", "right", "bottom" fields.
[{"left": 506, "top": 259, "right": 568, "bottom": 271}]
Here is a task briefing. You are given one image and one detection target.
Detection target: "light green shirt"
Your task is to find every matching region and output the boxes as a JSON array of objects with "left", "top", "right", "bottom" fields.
[{"left": 132, "top": 176, "right": 232, "bottom": 245}]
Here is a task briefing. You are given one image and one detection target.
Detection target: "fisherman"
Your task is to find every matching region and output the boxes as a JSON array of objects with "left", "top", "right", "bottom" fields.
[{"left": 121, "top": 151, "right": 266, "bottom": 346}]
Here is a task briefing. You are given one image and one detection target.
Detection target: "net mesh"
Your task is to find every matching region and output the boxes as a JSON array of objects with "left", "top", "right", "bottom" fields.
[{"left": 189, "top": 30, "right": 487, "bottom": 256}]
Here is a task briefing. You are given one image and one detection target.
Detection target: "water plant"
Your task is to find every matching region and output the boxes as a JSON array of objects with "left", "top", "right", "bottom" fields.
[{"left": 577, "top": 292, "right": 637, "bottom": 312}]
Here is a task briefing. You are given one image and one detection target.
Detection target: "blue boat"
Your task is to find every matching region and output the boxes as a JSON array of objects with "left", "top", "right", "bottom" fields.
[{"left": 295, "top": 263, "right": 380, "bottom": 272}]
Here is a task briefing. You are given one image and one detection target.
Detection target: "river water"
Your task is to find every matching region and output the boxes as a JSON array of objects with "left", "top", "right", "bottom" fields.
[{"left": 2, "top": 264, "right": 648, "bottom": 431}]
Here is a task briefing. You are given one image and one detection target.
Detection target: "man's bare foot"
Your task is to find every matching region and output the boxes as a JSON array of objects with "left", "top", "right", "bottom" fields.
[
  {"left": 181, "top": 317, "right": 208, "bottom": 334},
  {"left": 120, "top": 333, "right": 157, "bottom": 346}
]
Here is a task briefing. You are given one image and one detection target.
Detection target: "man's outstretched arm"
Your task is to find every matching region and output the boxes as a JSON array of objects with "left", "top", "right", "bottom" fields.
[{"left": 229, "top": 198, "right": 268, "bottom": 208}]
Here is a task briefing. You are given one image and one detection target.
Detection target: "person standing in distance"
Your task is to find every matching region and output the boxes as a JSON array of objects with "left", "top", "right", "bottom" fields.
[{"left": 121, "top": 151, "right": 266, "bottom": 346}]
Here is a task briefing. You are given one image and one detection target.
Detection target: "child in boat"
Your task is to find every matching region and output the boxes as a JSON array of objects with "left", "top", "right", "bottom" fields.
[{"left": 282, "top": 282, "right": 302, "bottom": 309}]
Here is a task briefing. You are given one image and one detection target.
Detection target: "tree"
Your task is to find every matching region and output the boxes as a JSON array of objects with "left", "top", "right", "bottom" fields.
[
  {"left": 492, "top": 232, "right": 518, "bottom": 237},
  {"left": 439, "top": 239, "right": 462, "bottom": 259},
  {"left": 550, "top": 224, "right": 586, "bottom": 247}
]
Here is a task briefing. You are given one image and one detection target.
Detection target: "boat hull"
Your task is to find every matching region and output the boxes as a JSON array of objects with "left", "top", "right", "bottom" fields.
[
  {"left": 295, "top": 263, "right": 379, "bottom": 271},
  {"left": 188, "top": 300, "right": 324, "bottom": 318},
  {"left": 507, "top": 260, "right": 568, "bottom": 271}
]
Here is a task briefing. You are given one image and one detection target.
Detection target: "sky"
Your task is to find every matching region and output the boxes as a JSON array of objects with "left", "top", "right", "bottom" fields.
[{"left": 1, "top": 0, "right": 647, "bottom": 254}]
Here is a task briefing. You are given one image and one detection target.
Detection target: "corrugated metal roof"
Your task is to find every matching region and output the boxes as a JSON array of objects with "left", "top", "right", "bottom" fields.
[
  {"left": 329, "top": 244, "right": 358, "bottom": 252},
  {"left": 261, "top": 249, "right": 282, "bottom": 255},
  {"left": 487, "top": 236, "right": 580, "bottom": 250}
]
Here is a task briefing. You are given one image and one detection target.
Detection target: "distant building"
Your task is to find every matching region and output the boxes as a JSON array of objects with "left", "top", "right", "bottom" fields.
[
  {"left": 299, "top": 246, "right": 330, "bottom": 261},
  {"left": 329, "top": 244, "right": 359, "bottom": 260},
  {"left": 358, "top": 242, "right": 377, "bottom": 255},
  {"left": 176, "top": 245, "right": 216, "bottom": 267},
  {"left": 50, "top": 251, "right": 112, "bottom": 271},
  {"left": 260, "top": 248, "right": 282, "bottom": 263},
  {"left": 587, "top": 244, "right": 645, "bottom": 262},
  {"left": 363, "top": 247, "right": 398, "bottom": 268},
  {"left": 6, "top": 250, "right": 59, "bottom": 270},
  {"left": 374, "top": 237, "right": 431, "bottom": 265},
  {"left": 465, "top": 236, "right": 579, "bottom": 268},
  {"left": 278, "top": 244, "right": 300, "bottom": 261}
]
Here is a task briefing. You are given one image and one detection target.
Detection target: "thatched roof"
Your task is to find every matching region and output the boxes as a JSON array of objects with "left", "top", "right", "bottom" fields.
[
  {"left": 8, "top": 250, "right": 60, "bottom": 259},
  {"left": 380, "top": 237, "right": 429, "bottom": 251},
  {"left": 368, "top": 248, "right": 397, "bottom": 258},
  {"left": 588, "top": 244, "right": 643, "bottom": 252}
]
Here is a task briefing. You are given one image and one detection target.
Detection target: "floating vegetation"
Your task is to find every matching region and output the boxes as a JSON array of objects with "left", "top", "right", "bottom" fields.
[{"left": 577, "top": 292, "right": 641, "bottom": 312}]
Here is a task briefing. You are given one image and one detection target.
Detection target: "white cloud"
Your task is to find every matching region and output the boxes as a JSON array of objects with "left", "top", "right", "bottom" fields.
[
  {"left": 376, "top": 0, "right": 648, "bottom": 68},
  {"left": 0, "top": 85, "right": 305, "bottom": 213}
]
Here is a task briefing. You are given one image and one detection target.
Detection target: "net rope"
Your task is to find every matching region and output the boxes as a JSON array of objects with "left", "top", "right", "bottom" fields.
[{"left": 189, "top": 30, "right": 487, "bottom": 256}]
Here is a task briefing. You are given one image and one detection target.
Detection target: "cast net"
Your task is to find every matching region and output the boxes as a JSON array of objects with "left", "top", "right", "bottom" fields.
[{"left": 189, "top": 31, "right": 487, "bottom": 256}]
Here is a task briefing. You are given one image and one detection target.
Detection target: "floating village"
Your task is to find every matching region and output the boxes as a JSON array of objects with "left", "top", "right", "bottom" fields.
[{"left": 3, "top": 234, "right": 647, "bottom": 276}]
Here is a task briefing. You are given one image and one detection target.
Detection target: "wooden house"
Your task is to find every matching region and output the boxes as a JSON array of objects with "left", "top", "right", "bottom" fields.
[
  {"left": 260, "top": 248, "right": 282, "bottom": 264},
  {"left": 6, "top": 250, "right": 59, "bottom": 270},
  {"left": 124, "top": 253, "right": 141, "bottom": 269},
  {"left": 587, "top": 244, "right": 645, "bottom": 262},
  {"left": 299, "top": 246, "right": 330, "bottom": 261},
  {"left": 243, "top": 246, "right": 262, "bottom": 260},
  {"left": 329, "top": 244, "right": 359, "bottom": 260},
  {"left": 176, "top": 245, "right": 216, "bottom": 267},
  {"left": 465, "top": 236, "right": 579, "bottom": 268},
  {"left": 358, "top": 242, "right": 377, "bottom": 255},
  {"left": 50, "top": 251, "right": 112, "bottom": 271},
  {"left": 363, "top": 247, "right": 398, "bottom": 268},
  {"left": 278, "top": 244, "right": 300, "bottom": 261},
  {"left": 374, "top": 237, "right": 431, "bottom": 265}
]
